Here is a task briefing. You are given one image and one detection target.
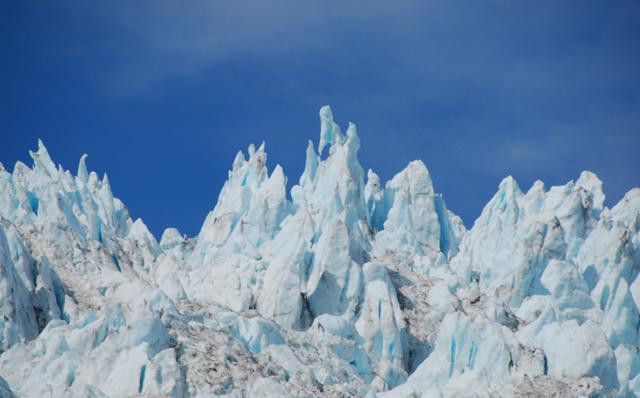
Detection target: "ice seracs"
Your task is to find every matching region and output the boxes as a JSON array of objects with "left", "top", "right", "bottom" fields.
[
  {"left": 1, "top": 106, "right": 639, "bottom": 397},
  {"left": 371, "top": 160, "right": 464, "bottom": 271}
]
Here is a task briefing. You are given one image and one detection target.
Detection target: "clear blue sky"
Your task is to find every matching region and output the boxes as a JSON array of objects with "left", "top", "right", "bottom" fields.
[{"left": 2, "top": 1, "right": 639, "bottom": 238}]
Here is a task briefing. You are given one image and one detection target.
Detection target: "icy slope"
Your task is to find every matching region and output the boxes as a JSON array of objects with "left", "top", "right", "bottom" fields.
[{"left": 0, "top": 107, "right": 639, "bottom": 397}]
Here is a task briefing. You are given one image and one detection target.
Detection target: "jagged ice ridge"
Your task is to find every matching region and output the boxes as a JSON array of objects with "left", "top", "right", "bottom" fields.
[{"left": 1, "top": 107, "right": 639, "bottom": 397}]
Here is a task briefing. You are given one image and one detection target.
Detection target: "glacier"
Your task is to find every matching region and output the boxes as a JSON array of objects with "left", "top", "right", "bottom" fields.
[{"left": 0, "top": 106, "right": 639, "bottom": 397}]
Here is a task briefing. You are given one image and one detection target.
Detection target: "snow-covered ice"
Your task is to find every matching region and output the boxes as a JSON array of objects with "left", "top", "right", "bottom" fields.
[{"left": 1, "top": 107, "right": 639, "bottom": 397}]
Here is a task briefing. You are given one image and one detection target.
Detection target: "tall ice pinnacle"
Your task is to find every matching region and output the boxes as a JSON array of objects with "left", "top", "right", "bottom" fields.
[{"left": 318, "top": 105, "right": 344, "bottom": 155}]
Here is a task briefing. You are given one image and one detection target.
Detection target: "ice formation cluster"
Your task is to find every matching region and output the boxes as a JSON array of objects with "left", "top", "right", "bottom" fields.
[{"left": 1, "top": 107, "right": 639, "bottom": 397}]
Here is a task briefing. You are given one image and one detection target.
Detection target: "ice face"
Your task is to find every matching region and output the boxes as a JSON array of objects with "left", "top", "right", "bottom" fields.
[
  {"left": 1, "top": 108, "right": 639, "bottom": 397},
  {"left": 371, "top": 160, "right": 464, "bottom": 273}
]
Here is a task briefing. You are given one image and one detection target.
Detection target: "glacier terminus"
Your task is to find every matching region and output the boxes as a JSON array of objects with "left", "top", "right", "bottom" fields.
[{"left": 1, "top": 107, "right": 639, "bottom": 397}]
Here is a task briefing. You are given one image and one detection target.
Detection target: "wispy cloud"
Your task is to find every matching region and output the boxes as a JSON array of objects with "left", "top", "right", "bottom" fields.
[{"left": 56, "top": 0, "right": 428, "bottom": 95}]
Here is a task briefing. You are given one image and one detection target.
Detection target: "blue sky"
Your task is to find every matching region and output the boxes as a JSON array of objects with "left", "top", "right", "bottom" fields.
[{"left": 2, "top": 1, "right": 639, "bottom": 238}]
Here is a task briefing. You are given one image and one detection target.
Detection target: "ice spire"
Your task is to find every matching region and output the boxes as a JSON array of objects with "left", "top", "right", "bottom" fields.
[
  {"left": 318, "top": 105, "right": 344, "bottom": 155},
  {"left": 488, "top": 175, "right": 523, "bottom": 223},
  {"left": 576, "top": 170, "right": 605, "bottom": 210},
  {"left": 77, "top": 154, "right": 89, "bottom": 183},
  {"left": 29, "top": 139, "right": 57, "bottom": 177},
  {"left": 192, "top": 141, "right": 289, "bottom": 256},
  {"left": 101, "top": 173, "right": 113, "bottom": 197},
  {"left": 371, "top": 160, "right": 462, "bottom": 269},
  {"left": 299, "top": 140, "right": 318, "bottom": 188}
]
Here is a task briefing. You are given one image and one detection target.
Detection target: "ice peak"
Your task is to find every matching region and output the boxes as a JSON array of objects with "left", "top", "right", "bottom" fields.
[
  {"left": 389, "top": 160, "right": 435, "bottom": 197},
  {"left": 250, "top": 143, "right": 267, "bottom": 172},
  {"left": 372, "top": 158, "right": 450, "bottom": 265},
  {"left": 300, "top": 140, "right": 318, "bottom": 187},
  {"left": 270, "top": 164, "right": 286, "bottom": 185},
  {"left": 624, "top": 187, "right": 640, "bottom": 201},
  {"left": 37, "top": 138, "right": 47, "bottom": 153},
  {"left": 499, "top": 175, "right": 520, "bottom": 192},
  {"left": 101, "top": 173, "right": 112, "bottom": 195},
  {"left": 227, "top": 144, "right": 269, "bottom": 188},
  {"left": 345, "top": 122, "right": 360, "bottom": 157},
  {"left": 468, "top": 175, "right": 524, "bottom": 230},
  {"left": 409, "top": 159, "right": 432, "bottom": 180},
  {"left": 193, "top": 139, "right": 289, "bottom": 253},
  {"left": 576, "top": 170, "right": 605, "bottom": 210},
  {"left": 77, "top": 154, "right": 89, "bottom": 183},
  {"left": 232, "top": 151, "right": 245, "bottom": 171},
  {"left": 527, "top": 179, "right": 545, "bottom": 193},
  {"left": 318, "top": 105, "right": 345, "bottom": 155},
  {"left": 29, "top": 139, "right": 56, "bottom": 177},
  {"left": 577, "top": 170, "right": 601, "bottom": 184},
  {"left": 346, "top": 122, "right": 358, "bottom": 138},
  {"left": 364, "top": 169, "right": 382, "bottom": 197}
]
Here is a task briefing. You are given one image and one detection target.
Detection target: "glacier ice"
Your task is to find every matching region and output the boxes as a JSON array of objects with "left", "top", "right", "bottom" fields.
[{"left": 1, "top": 107, "right": 639, "bottom": 397}]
